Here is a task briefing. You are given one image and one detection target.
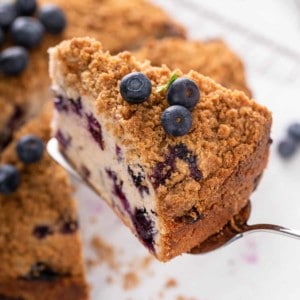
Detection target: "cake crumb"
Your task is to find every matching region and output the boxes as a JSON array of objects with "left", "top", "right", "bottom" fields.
[
  {"left": 165, "top": 278, "right": 177, "bottom": 288},
  {"left": 123, "top": 272, "right": 140, "bottom": 290},
  {"left": 106, "top": 276, "right": 114, "bottom": 284},
  {"left": 176, "top": 296, "right": 198, "bottom": 300},
  {"left": 90, "top": 236, "right": 118, "bottom": 270},
  {"left": 140, "top": 255, "right": 153, "bottom": 269}
]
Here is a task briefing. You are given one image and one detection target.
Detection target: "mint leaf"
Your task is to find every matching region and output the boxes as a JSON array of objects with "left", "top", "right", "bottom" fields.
[{"left": 156, "top": 73, "right": 179, "bottom": 93}]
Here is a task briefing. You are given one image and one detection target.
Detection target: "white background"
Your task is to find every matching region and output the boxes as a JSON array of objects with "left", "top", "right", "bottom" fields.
[{"left": 77, "top": 1, "right": 300, "bottom": 299}]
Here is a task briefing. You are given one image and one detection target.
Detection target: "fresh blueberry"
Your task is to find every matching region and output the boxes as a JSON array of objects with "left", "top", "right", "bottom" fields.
[
  {"left": 0, "top": 28, "right": 4, "bottom": 47},
  {"left": 167, "top": 78, "right": 200, "bottom": 111},
  {"left": 0, "top": 164, "right": 21, "bottom": 194},
  {"left": 120, "top": 72, "right": 152, "bottom": 104},
  {"left": 132, "top": 208, "right": 155, "bottom": 251},
  {"left": 38, "top": 4, "right": 66, "bottom": 34},
  {"left": 288, "top": 122, "right": 300, "bottom": 142},
  {"left": 161, "top": 105, "right": 192, "bottom": 136},
  {"left": 0, "top": 47, "right": 29, "bottom": 76},
  {"left": 0, "top": 3, "right": 17, "bottom": 29},
  {"left": 11, "top": 17, "right": 44, "bottom": 49},
  {"left": 277, "top": 138, "right": 297, "bottom": 159},
  {"left": 16, "top": 135, "right": 44, "bottom": 164},
  {"left": 16, "top": 0, "right": 37, "bottom": 16}
]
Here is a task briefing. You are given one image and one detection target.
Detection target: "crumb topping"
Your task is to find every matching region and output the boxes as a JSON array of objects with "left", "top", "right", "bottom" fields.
[{"left": 135, "top": 37, "right": 252, "bottom": 96}]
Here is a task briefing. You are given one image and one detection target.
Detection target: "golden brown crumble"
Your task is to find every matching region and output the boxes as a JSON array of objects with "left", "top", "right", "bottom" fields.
[{"left": 135, "top": 38, "right": 252, "bottom": 96}]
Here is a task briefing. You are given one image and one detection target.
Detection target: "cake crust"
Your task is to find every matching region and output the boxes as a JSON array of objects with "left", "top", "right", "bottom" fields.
[{"left": 50, "top": 37, "right": 272, "bottom": 261}]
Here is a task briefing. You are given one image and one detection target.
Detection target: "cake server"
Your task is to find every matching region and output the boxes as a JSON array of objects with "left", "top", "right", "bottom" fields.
[{"left": 47, "top": 137, "right": 300, "bottom": 254}]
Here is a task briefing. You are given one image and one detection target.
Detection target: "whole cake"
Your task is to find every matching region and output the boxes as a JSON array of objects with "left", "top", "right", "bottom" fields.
[
  {"left": 135, "top": 37, "right": 252, "bottom": 97},
  {"left": 0, "top": 107, "right": 88, "bottom": 300},
  {"left": 49, "top": 37, "right": 272, "bottom": 261},
  {"left": 0, "top": 0, "right": 186, "bottom": 152}
]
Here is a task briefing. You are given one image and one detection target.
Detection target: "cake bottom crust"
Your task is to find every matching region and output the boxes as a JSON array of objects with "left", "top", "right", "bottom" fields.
[
  {"left": 189, "top": 200, "right": 251, "bottom": 254},
  {"left": 0, "top": 277, "right": 89, "bottom": 300}
]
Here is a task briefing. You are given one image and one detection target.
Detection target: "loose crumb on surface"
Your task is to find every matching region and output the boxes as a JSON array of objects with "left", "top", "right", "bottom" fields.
[
  {"left": 90, "top": 236, "right": 118, "bottom": 270},
  {"left": 123, "top": 272, "right": 140, "bottom": 290},
  {"left": 165, "top": 278, "right": 177, "bottom": 288},
  {"left": 106, "top": 276, "right": 114, "bottom": 284}
]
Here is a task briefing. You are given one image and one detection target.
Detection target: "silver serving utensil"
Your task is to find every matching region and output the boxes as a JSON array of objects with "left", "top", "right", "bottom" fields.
[{"left": 47, "top": 137, "right": 300, "bottom": 254}]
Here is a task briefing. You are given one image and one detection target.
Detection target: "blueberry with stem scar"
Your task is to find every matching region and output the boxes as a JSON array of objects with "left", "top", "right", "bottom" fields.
[
  {"left": 161, "top": 105, "right": 192, "bottom": 136},
  {"left": 120, "top": 72, "right": 152, "bottom": 104},
  {"left": 167, "top": 77, "right": 200, "bottom": 111}
]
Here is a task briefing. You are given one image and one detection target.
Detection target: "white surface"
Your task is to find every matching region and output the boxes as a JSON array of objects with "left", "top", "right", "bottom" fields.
[{"left": 76, "top": 1, "right": 300, "bottom": 299}]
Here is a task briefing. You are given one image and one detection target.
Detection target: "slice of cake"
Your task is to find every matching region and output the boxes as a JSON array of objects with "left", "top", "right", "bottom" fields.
[
  {"left": 0, "top": 0, "right": 185, "bottom": 151},
  {"left": 135, "top": 37, "right": 252, "bottom": 97},
  {"left": 49, "top": 37, "right": 272, "bottom": 262},
  {"left": 0, "top": 106, "right": 89, "bottom": 300}
]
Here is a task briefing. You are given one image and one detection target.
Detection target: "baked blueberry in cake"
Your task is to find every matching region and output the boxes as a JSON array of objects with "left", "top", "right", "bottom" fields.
[
  {"left": 0, "top": 0, "right": 186, "bottom": 152},
  {"left": 49, "top": 37, "right": 272, "bottom": 261},
  {"left": 135, "top": 37, "right": 252, "bottom": 97},
  {"left": 0, "top": 106, "right": 89, "bottom": 300}
]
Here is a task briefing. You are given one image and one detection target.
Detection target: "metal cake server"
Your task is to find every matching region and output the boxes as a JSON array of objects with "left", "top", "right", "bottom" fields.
[{"left": 47, "top": 137, "right": 300, "bottom": 254}]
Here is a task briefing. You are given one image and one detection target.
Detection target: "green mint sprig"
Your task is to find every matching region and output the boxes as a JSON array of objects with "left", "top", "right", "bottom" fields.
[{"left": 156, "top": 73, "right": 178, "bottom": 93}]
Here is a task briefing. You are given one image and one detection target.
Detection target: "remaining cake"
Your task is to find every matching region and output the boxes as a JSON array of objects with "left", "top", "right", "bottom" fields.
[
  {"left": 0, "top": 106, "right": 89, "bottom": 300},
  {"left": 49, "top": 37, "right": 272, "bottom": 261},
  {"left": 135, "top": 37, "right": 252, "bottom": 97},
  {"left": 0, "top": 0, "right": 185, "bottom": 152}
]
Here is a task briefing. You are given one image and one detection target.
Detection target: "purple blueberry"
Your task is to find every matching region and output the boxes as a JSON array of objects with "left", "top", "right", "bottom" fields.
[
  {"left": 0, "top": 47, "right": 29, "bottom": 76},
  {"left": 38, "top": 4, "right": 67, "bottom": 34},
  {"left": 80, "top": 165, "right": 91, "bottom": 180},
  {"left": 16, "top": 135, "right": 44, "bottom": 164},
  {"left": 16, "top": 0, "right": 37, "bottom": 16},
  {"left": 86, "top": 114, "right": 104, "bottom": 150},
  {"left": 151, "top": 143, "right": 202, "bottom": 188},
  {"left": 0, "top": 3, "right": 17, "bottom": 29},
  {"left": 128, "top": 165, "right": 149, "bottom": 196},
  {"left": 22, "top": 262, "right": 59, "bottom": 281},
  {"left": 278, "top": 138, "right": 297, "bottom": 159},
  {"left": 55, "top": 130, "right": 71, "bottom": 150},
  {"left": 167, "top": 78, "right": 200, "bottom": 111},
  {"left": 105, "top": 168, "right": 130, "bottom": 213},
  {"left": 70, "top": 97, "right": 82, "bottom": 116},
  {"left": 33, "top": 225, "right": 53, "bottom": 239},
  {"left": 54, "top": 96, "right": 69, "bottom": 113},
  {"left": 161, "top": 105, "right": 192, "bottom": 136},
  {"left": 115, "top": 145, "right": 123, "bottom": 162},
  {"left": 288, "top": 123, "right": 300, "bottom": 142},
  {"left": 0, "top": 164, "right": 21, "bottom": 194},
  {"left": 120, "top": 72, "right": 152, "bottom": 104},
  {"left": 132, "top": 208, "right": 155, "bottom": 251},
  {"left": 11, "top": 17, "right": 44, "bottom": 49}
]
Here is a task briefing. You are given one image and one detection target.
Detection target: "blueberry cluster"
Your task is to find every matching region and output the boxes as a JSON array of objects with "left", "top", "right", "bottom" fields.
[
  {"left": 277, "top": 122, "right": 300, "bottom": 159},
  {"left": 0, "top": 135, "right": 44, "bottom": 194},
  {"left": 119, "top": 72, "right": 200, "bottom": 137},
  {"left": 0, "top": 0, "right": 66, "bottom": 76}
]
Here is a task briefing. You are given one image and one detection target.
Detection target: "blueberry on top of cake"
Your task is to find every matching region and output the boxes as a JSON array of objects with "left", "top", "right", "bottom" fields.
[
  {"left": 49, "top": 37, "right": 272, "bottom": 261},
  {"left": 0, "top": 106, "right": 89, "bottom": 300}
]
